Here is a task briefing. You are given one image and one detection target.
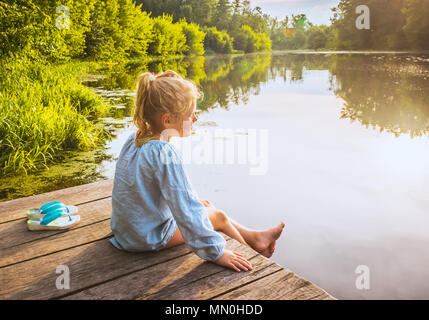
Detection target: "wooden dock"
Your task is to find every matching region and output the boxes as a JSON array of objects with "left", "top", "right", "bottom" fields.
[{"left": 0, "top": 179, "right": 335, "bottom": 300}]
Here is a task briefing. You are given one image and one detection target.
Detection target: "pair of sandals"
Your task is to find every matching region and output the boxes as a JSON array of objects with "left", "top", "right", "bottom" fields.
[{"left": 26, "top": 201, "right": 80, "bottom": 231}]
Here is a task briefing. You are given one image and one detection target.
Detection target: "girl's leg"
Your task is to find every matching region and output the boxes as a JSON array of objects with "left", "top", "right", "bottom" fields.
[
  {"left": 227, "top": 218, "right": 257, "bottom": 246},
  {"left": 162, "top": 201, "right": 285, "bottom": 258},
  {"left": 163, "top": 207, "right": 248, "bottom": 250},
  {"left": 228, "top": 218, "right": 285, "bottom": 257},
  {"left": 205, "top": 207, "right": 248, "bottom": 246},
  {"left": 201, "top": 199, "right": 285, "bottom": 255},
  {"left": 163, "top": 226, "right": 185, "bottom": 249}
]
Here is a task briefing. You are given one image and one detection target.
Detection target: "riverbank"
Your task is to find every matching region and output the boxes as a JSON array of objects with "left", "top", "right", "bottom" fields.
[
  {"left": 0, "top": 52, "right": 272, "bottom": 202},
  {"left": 0, "top": 48, "right": 257, "bottom": 179},
  {"left": 0, "top": 59, "right": 110, "bottom": 176},
  {"left": 271, "top": 49, "right": 429, "bottom": 54},
  {"left": 0, "top": 53, "right": 218, "bottom": 177}
]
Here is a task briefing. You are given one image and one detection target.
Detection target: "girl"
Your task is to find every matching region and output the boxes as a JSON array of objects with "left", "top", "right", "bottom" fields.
[{"left": 110, "top": 70, "right": 285, "bottom": 273}]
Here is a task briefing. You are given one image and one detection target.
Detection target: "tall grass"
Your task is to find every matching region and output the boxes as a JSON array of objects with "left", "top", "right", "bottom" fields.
[{"left": 0, "top": 59, "right": 111, "bottom": 175}]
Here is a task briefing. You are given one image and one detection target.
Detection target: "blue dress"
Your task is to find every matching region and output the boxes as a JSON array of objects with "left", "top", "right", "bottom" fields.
[{"left": 109, "top": 131, "right": 226, "bottom": 262}]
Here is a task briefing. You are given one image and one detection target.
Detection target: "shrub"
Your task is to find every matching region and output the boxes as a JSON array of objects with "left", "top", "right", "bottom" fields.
[
  {"left": 147, "top": 14, "right": 187, "bottom": 56},
  {"left": 257, "top": 31, "right": 272, "bottom": 52},
  {"left": 0, "top": 59, "right": 110, "bottom": 175},
  {"left": 0, "top": 1, "right": 68, "bottom": 61},
  {"left": 178, "top": 19, "right": 206, "bottom": 56},
  {"left": 233, "top": 25, "right": 271, "bottom": 53},
  {"left": 203, "top": 26, "right": 234, "bottom": 54},
  {"left": 307, "top": 26, "right": 328, "bottom": 50},
  {"left": 85, "top": 0, "right": 154, "bottom": 60}
]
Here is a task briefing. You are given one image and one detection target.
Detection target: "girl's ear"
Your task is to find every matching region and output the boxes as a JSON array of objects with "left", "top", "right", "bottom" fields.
[{"left": 161, "top": 113, "right": 174, "bottom": 127}]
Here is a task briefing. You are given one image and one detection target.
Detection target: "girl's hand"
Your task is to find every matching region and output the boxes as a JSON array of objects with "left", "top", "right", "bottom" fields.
[{"left": 214, "top": 249, "right": 253, "bottom": 272}]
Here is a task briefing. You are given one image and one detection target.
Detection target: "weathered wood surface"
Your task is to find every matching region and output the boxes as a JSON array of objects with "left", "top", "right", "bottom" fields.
[
  {"left": 0, "top": 179, "right": 335, "bottom": 300},
  {"left": 0, "top": 179, "right": 113, "bottom": 224}
]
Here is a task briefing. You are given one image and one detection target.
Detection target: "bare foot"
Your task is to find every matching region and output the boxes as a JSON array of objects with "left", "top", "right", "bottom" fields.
[
  {"left": 249, "top": 222, "right": 285, "bottom": 258},
  {"left": 268, "top": 240, "right": 276, "bottom": 255}
]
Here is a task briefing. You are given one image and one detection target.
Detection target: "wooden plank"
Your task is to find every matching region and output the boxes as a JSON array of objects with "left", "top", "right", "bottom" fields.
[
  {"left": 212, "top": 269, "right": 335, "bottom": 300},
  {"left": 282, "top": 276, "right": 335, "bottom": 300},
  {"left": 0, "top": 179, "right": 113, "bottom": 223},
  {"left": 62, "top": 237, "right": 246, "bottom": 300},
  {"left": 0, "top": 197, "right": 112, "bottom": 250},
  {"left": 0, "top": 234, "right": 231, "bottom": 300},
  {"left": 310, "top": 292, "right": 336, "bottom": 300},
  {"left": 0, "top": 219, "right": 112, "bottom": 268},
  {"left": 142, "top": 255, "right": 284, "bottom": 300}
]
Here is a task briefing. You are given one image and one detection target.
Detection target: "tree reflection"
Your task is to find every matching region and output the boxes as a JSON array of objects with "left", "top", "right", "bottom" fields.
[
  {"left": 88, "top": 53, "right": 273, "bottom": 114},
  {"left": 329, "top": 54, "right": 429, "bottom": 138},
  {"left": 89, "top": 53, "right": 429, "bottom": 139},
  {"left": 199, "top": 53, "right": 272, "bottom": 110}
]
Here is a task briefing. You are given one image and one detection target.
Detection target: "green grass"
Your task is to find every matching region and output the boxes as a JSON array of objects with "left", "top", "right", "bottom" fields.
[{"left": 0, "top": 59, "right": 111, "bottom": 175}]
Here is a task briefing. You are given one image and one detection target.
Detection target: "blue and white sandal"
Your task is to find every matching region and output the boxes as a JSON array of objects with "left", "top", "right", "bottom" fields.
[
  {"left": 27, "top": 209, "right": 80, "bottom": 231},
  {"left": 26, "top": 201, "right": 78, "bottom": 219}
]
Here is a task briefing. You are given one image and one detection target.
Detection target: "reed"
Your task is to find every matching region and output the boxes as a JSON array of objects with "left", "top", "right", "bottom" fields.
[{"left": 0, "top": 59, "right": 111, "bottom": 175}]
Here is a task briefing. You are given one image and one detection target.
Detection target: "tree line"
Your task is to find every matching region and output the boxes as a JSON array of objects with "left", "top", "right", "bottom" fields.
[
  {"left": 0, "top": 0, "right": 272, "bottom": 63},
  {"left": 269, "top": 0, "right": 429, "bottom": 51},
  {"left": 2, "top": 0, "right": 427, "bottom": 63}
]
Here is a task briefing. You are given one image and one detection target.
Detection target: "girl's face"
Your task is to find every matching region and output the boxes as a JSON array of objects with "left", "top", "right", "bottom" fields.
[
  {"left": 178, "top": 101, "right": 198, "bottom": 137},
  {"left": 165, "top": 100, "right": 198, "bottom": 139}
]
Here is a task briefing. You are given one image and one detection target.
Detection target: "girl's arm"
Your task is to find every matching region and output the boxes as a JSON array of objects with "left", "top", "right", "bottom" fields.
[{"left": 153, "top": 144, "right": 226, "bottom": 263}]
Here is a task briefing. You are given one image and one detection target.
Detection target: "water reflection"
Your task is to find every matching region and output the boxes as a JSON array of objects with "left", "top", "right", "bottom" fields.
[
  {"left": 2, "top": 52, "right": 429, "bottom": 199},
  {"left": 331, "top": 54, "right": 429, "bottom": 138},
  {"left": 85, "top": 51, "right": 429, "bottom": 142},
  {"left": 269, "top": 52, "right": 429, "bottom": 138}
]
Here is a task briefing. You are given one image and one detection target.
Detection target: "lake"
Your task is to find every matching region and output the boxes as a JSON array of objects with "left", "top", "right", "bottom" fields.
[{"left": 2, "top": 51, "right": 429, "bottom": 299}]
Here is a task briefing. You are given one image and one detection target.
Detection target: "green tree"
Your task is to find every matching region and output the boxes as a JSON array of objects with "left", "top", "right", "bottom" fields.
[
  {"left": 117, "top": 0, "right": 154, "bottom": 57},
  {"left": 147, "top": 14, "right": 187, "bottom": 57},
  {"left": 178, "top": 19, "right": 206, "bottom": 55},
  {"left": 203, "top": 26, "right": 234, "bottom": 54},
  {"left": 232, "top": 25, "right": 270, "bottom": 53},
  {"left": 233, "top": 25, "right": 259, "bottom": 52},
  {"left": 331, "top": 0, "right": 409, "bottom": 50},
  {"left": 0, "top": 0, "right": 70, "bottom": 61},
  {"left": 256, "top": 31, "right": 272, "bottom": 52},
  {"left": 231, "top": 0, "right": 243, "bottom": 15},
  {"left": 84, "top": 0, "right": 154, "bottom": 60},
  {"left": 84, "top": 0, "right": 122, "bottom": 59},
  {"left": 402, "top": 0, "right": 429, "bottom": 50},
  {"left": 134, "top": 0, "right": 183, "bottom": 20},
  {"left": 181, "top": 0, "right": 217, "bottom": 26},
  {"left": 212, "top": 0, "right": 232, "bottom": 31},
  {"left": 307, "top": 26, "right": 328, "bottom": 50},
  {"left": 290, "top": 28, "right": 307, "bottom": 49}
]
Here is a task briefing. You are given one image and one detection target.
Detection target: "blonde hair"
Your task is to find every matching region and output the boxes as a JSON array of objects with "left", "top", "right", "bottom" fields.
[{"left": 133, "top": 70, "right": 203, "bottom": 147}]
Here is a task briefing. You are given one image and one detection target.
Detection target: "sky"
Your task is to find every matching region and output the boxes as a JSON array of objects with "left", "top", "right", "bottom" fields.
[{"left": 249, "top": 0, "right": 340, "bottom": 25}]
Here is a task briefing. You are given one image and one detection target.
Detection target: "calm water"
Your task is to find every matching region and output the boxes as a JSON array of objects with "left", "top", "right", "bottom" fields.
[{"left": 2, "top": 52, "right": 429, "bottom": 299}]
